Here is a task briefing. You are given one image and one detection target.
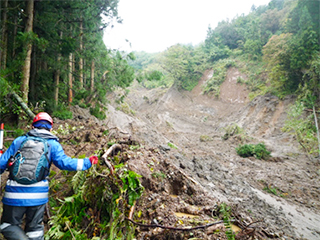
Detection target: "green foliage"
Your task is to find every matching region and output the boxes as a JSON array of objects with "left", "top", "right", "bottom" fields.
[
  {"left": 116, "top": 102, "right": 135, "bottom": 116},
  {"left": 260, "top": 180, "right": 288, "bottom": 198},
  {"left": 0, "top": 77, "right": 23, "bottom": 119},
  {"left": 108, "top": 51, "right": 136, "bottom": 90},
  {"left": 2, "top": 127, "right": 25, "bottom": 148},
  {"left": 51, "top": 123, "right": 79, "bottom": 136},
  {"left": 151, "top": 171, "right": 167, "bottom": 179},
  {"left": 300, "top": 54, "right": 320, "bottom": 103},
  {"left": 282, "top": 101, "right": 318, "bottom": 156},
  {"left": 90, "top": 104, "right": 106, "bottom": 120},
  {"left": 236, "top": 144, "right": 255, "bottom": 158},
  {"left": 52, "top": 105, "right": 73, "bottom": 120},
  {"left": 243, "top": 39, "right": 262, "bottom": 60},
  {"left": 212, "top": 20, "right": 242, "bottom": 50},
  {"left": 286, "top": 0, "right": 319, "bottom": 38},
  {"left": 260, "top": 8, "right": 282, "bottom": 44},
  {"left": 142, "top": 78, "right": 173, "bottom": 89},
  {"left": 236, "top": 143, "right": 271, "bottom": 160},
  {"left": 137, "top": 61, "right": 173, "bottom": 89},
  {"left": 0, "top": 0, "right": 137, "bottom": 122},
  {"left": 201, "top": 0, "right": 319, "bottom": 100},
  {"left": 263, "top": 185, "right": 278, "bottom": 196},
  {"left": 202, "top": 59, "right": 236, "bottom": 97},
  {"left": 222, "top": 123, "right": 246, "bottom": 141},
  {"left": 200, "top": 135, "right": 212, "bottom": 142},
  {"left": 46, "top": 163, "right": 144, "bottom": 240},
  {"left": 167, "top": 142, "right": 178, "bottom": 149},
  {"left": 254, "top": 143, "right": 272, "bottom": 160},
  {"left": 262, "top": 2, "right": 319, "bottom": 97},
  {"left": 204, "top": 27, "right": 232, "bottom": 62},
  {"left": 219, "top": 203, "right": 235, "bottom": 240},
  {"left": 145, "top": 70, "right": 163, "bottom": 81},
  {"left": 128, "top": 51, "right": 159, "bottom": 70},
  {"left": 0, "top": 76, "right": 12, "bottom": 98},
  {"left": 161, "top": 44, "right": 203, "bottom": 91},
  {"left": 129, "top": 145, "right": 140, "bottom": 151}
]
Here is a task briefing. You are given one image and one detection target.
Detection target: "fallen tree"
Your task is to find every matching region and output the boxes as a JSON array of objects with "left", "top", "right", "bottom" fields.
[{"left": 9, "top": 92, "right": 35, "bottom": 120}]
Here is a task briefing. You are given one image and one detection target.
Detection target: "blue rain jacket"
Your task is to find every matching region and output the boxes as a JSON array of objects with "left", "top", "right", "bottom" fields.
[{"left": 0, "top": 128, "right": 92, "bottom": 206}]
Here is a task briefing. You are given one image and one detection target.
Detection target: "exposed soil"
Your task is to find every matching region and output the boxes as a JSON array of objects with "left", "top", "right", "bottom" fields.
[
  {"left": 102, "top": 67, "right": 320, "bottom": 239},
  {"left": 1, "top": 67, "right": 320, "bottom": 239}
]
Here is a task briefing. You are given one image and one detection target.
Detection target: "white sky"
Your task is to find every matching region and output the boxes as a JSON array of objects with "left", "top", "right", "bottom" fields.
[{"left": 103, "top": 0, "right": 272, "bottom": 53}]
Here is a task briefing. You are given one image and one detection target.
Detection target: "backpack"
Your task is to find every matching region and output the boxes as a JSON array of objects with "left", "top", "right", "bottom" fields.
[{"left": 9, "top": 135, "right": 51, "bottom": 185}]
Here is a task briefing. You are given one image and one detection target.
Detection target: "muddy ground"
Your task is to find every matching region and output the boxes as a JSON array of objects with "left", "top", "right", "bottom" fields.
[
  {"left": 1, "top": 68, "right": 320, "bottom": 239},
  {"left": 100, "top": 68, "right": 320, "bottom": 239}
]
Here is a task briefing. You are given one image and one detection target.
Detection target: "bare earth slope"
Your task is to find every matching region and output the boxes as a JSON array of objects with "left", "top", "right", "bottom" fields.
[{"left": 106, "top": 68, "right": 320, "bottom": 239}]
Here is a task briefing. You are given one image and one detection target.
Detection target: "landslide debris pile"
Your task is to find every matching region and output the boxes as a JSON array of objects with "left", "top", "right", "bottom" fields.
[{"left": 42, "top": 117, "right": 281, "bottom": 240}]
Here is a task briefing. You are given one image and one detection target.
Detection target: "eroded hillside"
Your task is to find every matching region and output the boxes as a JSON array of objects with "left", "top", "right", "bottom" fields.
[
  {"left": 104, "top": 67, "right": 320, "bottom": 239},
  {"left": 2, "top": 68, "right": 319, "bottom": 240}
]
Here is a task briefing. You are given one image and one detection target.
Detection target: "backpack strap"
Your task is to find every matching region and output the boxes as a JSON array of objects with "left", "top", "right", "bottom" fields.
[
  {"left": 46, "top": 141, "right": 52, "bottom": 168},
  {"left": 7, "top": 134, "right": 27, "bottom": 169}
]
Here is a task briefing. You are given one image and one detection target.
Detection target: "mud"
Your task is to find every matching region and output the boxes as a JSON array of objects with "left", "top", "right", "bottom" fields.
[
  {"left": 103, "top": 68, "right": 320, "bottom": 239},
  {"left": 2, "top": 67, "right": 319, "bottom": 239}
]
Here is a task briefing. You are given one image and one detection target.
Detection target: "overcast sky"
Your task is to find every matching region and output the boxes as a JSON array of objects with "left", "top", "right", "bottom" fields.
[{"left": 103, "top": 0, "right": 272, "bottom": 53}]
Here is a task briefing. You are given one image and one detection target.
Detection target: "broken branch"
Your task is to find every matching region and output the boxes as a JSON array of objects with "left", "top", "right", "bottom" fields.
[
  {"left": 127, "top": 218, "right": 224, "bottom": 231},
  {"left": 100, "top": 144, "right": 122, "bottom": 175}
]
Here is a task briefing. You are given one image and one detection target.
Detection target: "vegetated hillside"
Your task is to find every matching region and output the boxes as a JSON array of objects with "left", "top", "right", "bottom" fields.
[{"left": 105, "top": 67, "right": 320, "bottom": 240}]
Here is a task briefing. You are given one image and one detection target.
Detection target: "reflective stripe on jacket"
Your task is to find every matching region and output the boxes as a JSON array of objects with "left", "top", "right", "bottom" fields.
[
  {"left": 2, "top": 180, "right": 49, "bottom": 206},
  {"left": 0, "top": 128, "right": 92, "bottom": 206}
]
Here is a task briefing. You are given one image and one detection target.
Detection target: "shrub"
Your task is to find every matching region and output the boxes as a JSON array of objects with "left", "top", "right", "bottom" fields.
[
  {"left": 52, "top": 104, "right": 73, "bottom": 120},
  {"left": 90, "top": 104, "right": 106, "bottom": 120},
  {"left": 52, "top": 110, "right": 73, "bottom": 120},
  {"left": 222, "top": 123, "right": 243, "bottom": 140},
  {"left": 236, "top": 144, "right": 255, "bottom": 158},
  {"left": 46, "top": 165, "right": 144, "bottom": 239},
  {"left": 236, "top": 143, "right": 271, "bottom": 160},
  {"left": 254, "top": 143, "right": 271, "bottom": 160}
]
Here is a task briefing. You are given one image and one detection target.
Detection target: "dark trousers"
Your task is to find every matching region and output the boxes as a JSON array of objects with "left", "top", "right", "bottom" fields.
[{"left": 0, "top": 204, "right": 45, "bottom": 240}]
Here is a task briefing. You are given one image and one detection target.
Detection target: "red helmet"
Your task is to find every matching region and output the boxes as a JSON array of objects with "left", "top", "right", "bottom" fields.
[{"left": 32, "top": 112, "right": 53, "bottom": 126}]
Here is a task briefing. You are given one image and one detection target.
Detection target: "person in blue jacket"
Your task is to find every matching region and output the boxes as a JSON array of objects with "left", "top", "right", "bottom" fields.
[{"left": 0, "top": 112, "right": 99, "bottom": 240}]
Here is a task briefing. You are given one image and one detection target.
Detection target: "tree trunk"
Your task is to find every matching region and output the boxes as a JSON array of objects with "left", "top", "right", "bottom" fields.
[
  {"left": 83, "top": 59, "right": 86, "bottom": 85},
  {"left": 0, "top": 0, "right": 8, "bottom": 69},
  {"left": 54, "top": 55, "right": 61, "bottom": 106},
  {"left": 79, "top": 20, "right": 84, "bottom": 89},
  {"left": 68, "top": 53, "right": 73, "bottom": 104},
  {"left": 12, "top": 16, "right": 18, "bottom": 59},
  {"left": 90, "top": 60, "right": 95, "bottom": 91},
  {"left": 29, "top": 50, "right": 36, "bottom": 102},
  {"left": 10, "top": 92, "right": 35, "bottom": 119},
  {"left": 313, "top": 106, "right": 320, "bottom": 158},
  {"left": 54, "top": 31, "right": 63, "bottom": 106},
  {"left": 72, "top": 52, "right": 75, "bottom": 83},
  {"left": 21, "top": 0, "right": 34, "bottom": 103}
]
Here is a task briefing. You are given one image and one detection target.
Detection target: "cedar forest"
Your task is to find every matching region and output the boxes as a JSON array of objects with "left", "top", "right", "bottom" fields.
[{"left": 0, "top": 0, "right": 320, "bottom": 239}]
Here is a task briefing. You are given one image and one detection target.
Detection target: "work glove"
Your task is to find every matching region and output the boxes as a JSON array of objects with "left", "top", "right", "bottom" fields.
[{"left": 89, "top": 155, "right": 99, "bottom": 165}]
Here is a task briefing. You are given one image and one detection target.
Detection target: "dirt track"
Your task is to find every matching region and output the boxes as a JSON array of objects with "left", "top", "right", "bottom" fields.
[{"left": 104, "top": 68, "right": 320, "bottom": 239}]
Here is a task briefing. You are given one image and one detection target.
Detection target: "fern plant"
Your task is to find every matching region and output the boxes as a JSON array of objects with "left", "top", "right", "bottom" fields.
[
  {"left": 219, "top": 203, "right": 235, "bottom": 240},
  {"left": 46, "top": 162, "right": 144, "bottom": 240}
]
